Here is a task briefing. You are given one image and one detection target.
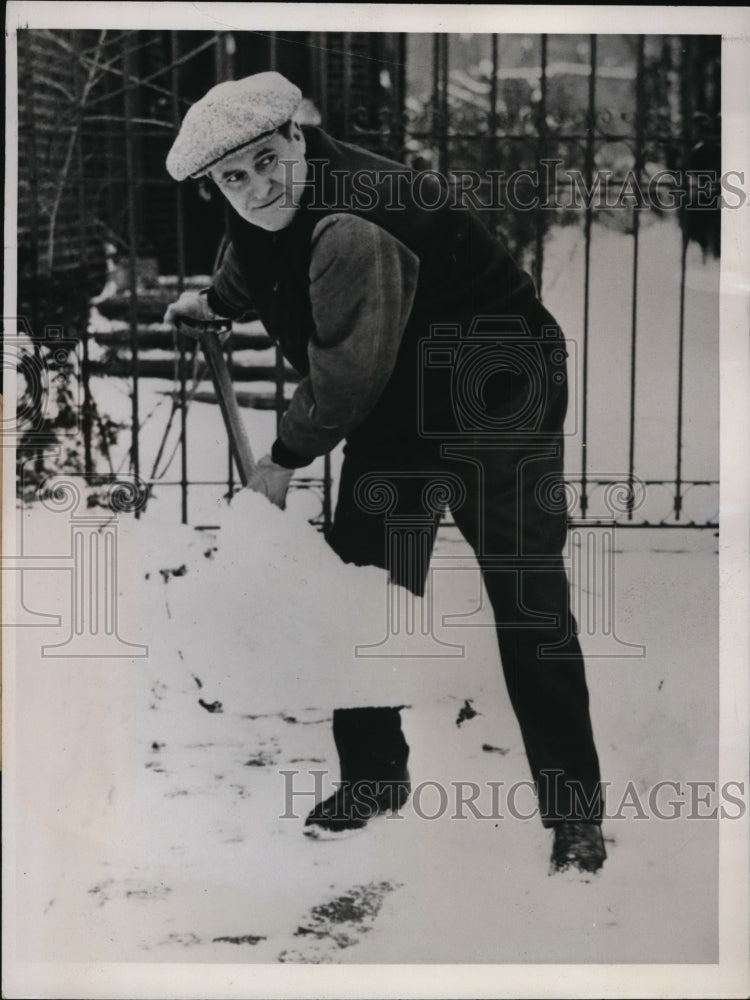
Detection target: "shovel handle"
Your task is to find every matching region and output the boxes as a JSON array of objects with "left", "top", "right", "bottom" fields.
[{"left": 178, "top": 319, "right": 257, "bottom": 487}]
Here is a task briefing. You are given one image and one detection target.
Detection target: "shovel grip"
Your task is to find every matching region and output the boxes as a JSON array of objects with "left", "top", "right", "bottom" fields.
[{"left": 179, "top": 320, "right": 257, "bottom": 487}]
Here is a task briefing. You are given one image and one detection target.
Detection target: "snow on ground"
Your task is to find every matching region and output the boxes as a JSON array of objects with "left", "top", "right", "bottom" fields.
[
  {"left": 8, "top": 216, "right": 722, "bottom": 971},
  {"left": 11, "top": 501, "right": 719, "bottom": 966}
]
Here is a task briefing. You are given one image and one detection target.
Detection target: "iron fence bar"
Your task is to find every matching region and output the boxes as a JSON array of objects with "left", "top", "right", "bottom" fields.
[
  {"left": 209, "top": 233, "right": 236, "bottom": 497},
  {"left": 140, "top": 477, "right": 716, "bottom": 488},
  {"left": 226, "top": 337, "right": 235, "bottom": 497},
  {"left": 567, "top": 521, "right": 717, "bottom": 530},
  {"left": 483, "top": 34, "right": 499, "bottom": 236},
  {"left": 214, "top": 30, "right": 225, "bottom": 81},
  {"left": 674, "top": 36, "right": 692, "bottom": 522},
  {"left": 440, "top": 35, "right": 450, "bottom": 174},
  {"left": 122, "top": 36, "right": 140, "bottom": 505},
  {"left": 209, "top": 33, "right": 237, "bottom": 498},
  {"left": 323, "top": 453, "right": 332, "bottom": 534},
  {"left": 171, "top": 32, "right": 189, "bottom": 524},
  {"left": 627, "top": 36, "right": 645, "bottom": 520},
  {"left": 20, "top": 34, "right": 42, "bottom": 345},
  {"left": 170, "top": 34, "right": 186, "bottom": 296},
  {"left": 75, "top": 133, "right": 94, "bottom": 477},
  {"left": 431, "top": 33, "right": 439, "bottom": 138},
  {"left": 579, "top": 34, "right": 597, "bottom": 519},
  {"left": 225, "top": 31, "right": 235, "bottom": 80},
  {"left": 153, "top": 510, "right": 720, "bottom": 532},
  {"left": 342, "top": 33, "right": 352, "bottom": 141},
  {"left": 430, "top": 33, "right": 439, "bottom": 168},
  {"left": 266, "top": 31, "right": 287, "bottom": 437},
  {"left": 274, "top": 349, "right": 286, "bottom": 436},
  {"left": 534, "top": 34, "right": 548, "bottom": 296},
  {"left": 268, "top": 30, "right": 277, "bottom": 72},
  {"left": 179, "top": 334, "right": 189, "bottom": 524},
  {"left": 489, "top": 34, "right": 498, "bottom": 137},
  {"left": 394, "top": 33, "right": 407, "bottom": 158},
  {"left": 141, "top": 481, "right": 717, "bottom": 529},
  {"left": 317, "top": 32, "right": 328, "bottom": 125},
  {"left": 578, "top": 478, "right": 714, "bottom": 486},
  {"left": 432, "top": 34, "right": 450, "bottom": 173},
  {"left": 477, "top": 35, "right": 497, "bottom": 239}
]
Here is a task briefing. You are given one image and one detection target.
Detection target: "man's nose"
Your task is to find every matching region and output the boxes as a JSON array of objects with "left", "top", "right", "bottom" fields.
[{"left": 247, "top": 171, "right": 272, "bottom": 203}]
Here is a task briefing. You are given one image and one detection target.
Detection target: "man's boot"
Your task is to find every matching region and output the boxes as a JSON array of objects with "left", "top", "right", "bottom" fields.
[
  {"left": 305, "top": 707, "right": 411, "bottom": 832},
  {"left": 550, "top": 821, "right": 607, "bottom": 874}
]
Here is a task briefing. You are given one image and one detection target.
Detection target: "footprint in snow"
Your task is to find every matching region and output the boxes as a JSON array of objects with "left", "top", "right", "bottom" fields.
[{"left": 277, "top": 881, "right": 401, "bottom": 963}]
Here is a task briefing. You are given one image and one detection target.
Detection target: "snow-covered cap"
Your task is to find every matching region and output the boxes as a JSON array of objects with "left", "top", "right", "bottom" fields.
[{"left": 166, "top": 71, "right": 302, "bottom": 181}]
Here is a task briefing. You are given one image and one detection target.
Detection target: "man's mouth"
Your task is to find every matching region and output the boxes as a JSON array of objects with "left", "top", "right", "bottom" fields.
[{"left": 252, "top": 193, "right": 284, "bottom": 211}]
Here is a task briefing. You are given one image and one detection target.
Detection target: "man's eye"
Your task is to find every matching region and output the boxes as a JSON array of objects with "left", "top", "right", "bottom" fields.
[{"left": 256, "top": 154, "right": 278, "bottom": 172}]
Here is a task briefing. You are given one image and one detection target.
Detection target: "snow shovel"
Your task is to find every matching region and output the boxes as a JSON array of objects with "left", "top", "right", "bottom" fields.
[{"left": 177, "top": 318, "right": 258, "bottom": 487}]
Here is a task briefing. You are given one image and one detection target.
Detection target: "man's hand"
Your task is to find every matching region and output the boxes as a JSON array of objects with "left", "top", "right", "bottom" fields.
[
  {"left": 247, "top": 454, "right": 294, "bottom": 509},
  {"left": 163, "top": 289, "right": 225, "bottom": 330}
]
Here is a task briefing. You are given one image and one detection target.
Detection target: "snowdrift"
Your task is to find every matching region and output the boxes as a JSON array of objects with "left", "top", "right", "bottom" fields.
[{"left": 121, "top": 488, "right": 482, "bottom": 714}]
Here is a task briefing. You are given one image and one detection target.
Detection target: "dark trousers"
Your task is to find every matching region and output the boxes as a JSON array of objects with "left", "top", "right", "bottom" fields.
[{"left": 326, "top": 354, "right": 602, "bottom": 827}]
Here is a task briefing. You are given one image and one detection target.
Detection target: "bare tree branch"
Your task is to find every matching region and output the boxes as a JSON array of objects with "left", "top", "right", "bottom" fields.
[
  {"left": 45, "top": 30, "right": 108, "bottom": 271},
  {"left": 82, "top": 114, "right": 174, "bottom": 129},
  {"left": 73, "top": 33, "right": 220, "bottom": 116},
  {"left": 37, "top": 76, "right": 77, "bottom": 104}
]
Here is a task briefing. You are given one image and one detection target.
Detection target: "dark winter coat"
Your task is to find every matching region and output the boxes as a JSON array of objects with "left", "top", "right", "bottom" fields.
[{"left": 206, "top": 125, "right": 562, "bottom": 468}]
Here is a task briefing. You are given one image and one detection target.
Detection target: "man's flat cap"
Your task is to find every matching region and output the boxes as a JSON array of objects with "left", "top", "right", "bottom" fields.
[{"left": 166, "top": 71, "right": 302, "bottom": 181}]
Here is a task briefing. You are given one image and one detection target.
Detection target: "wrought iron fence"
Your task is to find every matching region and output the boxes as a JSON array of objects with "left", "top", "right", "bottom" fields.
[{"left": 16, "top": 30, "right": 720, "bottom": 529}]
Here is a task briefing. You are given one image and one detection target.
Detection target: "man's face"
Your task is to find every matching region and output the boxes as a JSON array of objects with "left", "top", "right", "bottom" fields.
[{"left": 209, "top": 126, "right": 307, "bottom": 231}]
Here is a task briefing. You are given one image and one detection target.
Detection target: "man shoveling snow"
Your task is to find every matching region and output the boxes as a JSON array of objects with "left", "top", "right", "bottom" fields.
[{"left": 163, "top": 70, "right": 606, "bottom": 874}]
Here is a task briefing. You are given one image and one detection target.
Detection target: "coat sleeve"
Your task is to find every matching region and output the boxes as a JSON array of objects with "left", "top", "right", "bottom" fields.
[
  {"left": 271, "top": 213, "right": 420, "bottom": 469},
  {"left": 205, "top": 243, "right": 255, "bottom": 319}
]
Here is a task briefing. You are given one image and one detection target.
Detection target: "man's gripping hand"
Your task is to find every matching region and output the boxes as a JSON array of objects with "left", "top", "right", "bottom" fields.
[
  {"left": 163, "top": 289, "right": 227, "bottom": 332},
  {"left": 247, "top": 454, "right": 294, "bottom": 509}
]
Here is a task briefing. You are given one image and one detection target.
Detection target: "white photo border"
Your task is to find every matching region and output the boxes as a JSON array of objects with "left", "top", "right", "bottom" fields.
[{"left": 3, "top": 4, "right": 749, "bottom": 998}]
